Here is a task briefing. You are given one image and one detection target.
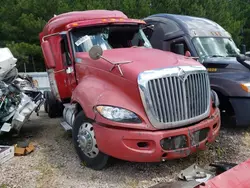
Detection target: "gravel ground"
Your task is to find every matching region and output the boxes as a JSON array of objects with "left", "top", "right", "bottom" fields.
[{"left": 1, "top": 108, "right": 250, "bottom": 188}]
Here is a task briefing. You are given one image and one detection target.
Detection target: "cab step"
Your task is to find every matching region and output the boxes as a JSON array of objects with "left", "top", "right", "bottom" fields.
[{"left": 60, "top": 121, "right": 72, "bottom": 132}]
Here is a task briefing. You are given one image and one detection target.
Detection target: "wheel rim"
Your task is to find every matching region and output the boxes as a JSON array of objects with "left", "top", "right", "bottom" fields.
[{"left": 77, "top": 122, "right": 99, "bottom": 158}]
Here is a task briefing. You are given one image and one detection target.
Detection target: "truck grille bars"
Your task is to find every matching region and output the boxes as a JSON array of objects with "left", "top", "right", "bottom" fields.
[{"left": 138, "top": 66, "right": 210, "bottom": 129}]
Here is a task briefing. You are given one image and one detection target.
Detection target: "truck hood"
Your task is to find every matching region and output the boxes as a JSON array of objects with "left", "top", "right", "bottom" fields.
[
  {"left": 203, "top": 57, "right": 250, "bottom": 72},
  {"left": 76, "top": 48, "right": 200, "bottom": 82}
]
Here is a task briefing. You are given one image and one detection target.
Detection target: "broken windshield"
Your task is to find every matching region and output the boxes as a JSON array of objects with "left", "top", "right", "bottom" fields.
[
  {"left": 192, "top": 37, "right": 240, "bottom": 59},
  {"left": 71, "top": 24, "right": 152, "bottom": 53}
]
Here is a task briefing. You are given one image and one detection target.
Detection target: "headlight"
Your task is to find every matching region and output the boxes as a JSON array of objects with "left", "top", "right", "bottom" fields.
[
  {"left": 211, "top": 90, "right": 220, "bottom": 107},
  {"left": 241, "top": 83, "right": 250, "bottom": 92},
  {"left": 95, "top": 106, "right": 141, "bottom": 123}
]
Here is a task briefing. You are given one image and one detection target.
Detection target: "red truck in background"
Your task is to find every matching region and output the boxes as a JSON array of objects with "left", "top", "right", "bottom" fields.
[{"left": 39, "top": 10, "right": 221, "bottom": 170}]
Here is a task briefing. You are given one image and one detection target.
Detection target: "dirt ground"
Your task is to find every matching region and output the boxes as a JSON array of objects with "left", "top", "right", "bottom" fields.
[{"left": 1, "top": 107, "right": 250, "bottom": 188}]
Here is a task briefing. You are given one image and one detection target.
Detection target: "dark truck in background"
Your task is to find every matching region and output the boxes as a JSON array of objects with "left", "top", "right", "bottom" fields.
[{"left": 143, "top": 14, "right": 250, "bottom": 127}]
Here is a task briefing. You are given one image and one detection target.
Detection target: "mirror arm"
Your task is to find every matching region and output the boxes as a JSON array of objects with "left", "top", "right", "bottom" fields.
[
  {"left": 100, "top": 56, "right": 131, "bottom": 76},
  {"left": 42, "top": 32, "right": 60, "bottom": 42},
  {"left": 100, "top": 56, "right": 113, "bottom": 64}
]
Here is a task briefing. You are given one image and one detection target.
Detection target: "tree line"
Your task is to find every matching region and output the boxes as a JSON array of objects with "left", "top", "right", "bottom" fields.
[{"left": 0, "top": 0, "right": 250, "bottom": 71}]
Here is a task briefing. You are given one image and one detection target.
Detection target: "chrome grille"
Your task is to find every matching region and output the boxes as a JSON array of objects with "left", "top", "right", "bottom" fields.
[{"left": 138, "top": 66, "right": 210, "bottom": 129}]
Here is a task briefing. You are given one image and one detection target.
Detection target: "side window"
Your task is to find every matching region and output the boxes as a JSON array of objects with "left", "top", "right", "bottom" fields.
[
  {"left": 170, "top": 40, "right": 189, "bottom": 55},
  {"left": 130, "top": 30, "right": 151, "bottom": 48},
  {"left": 143, "top": 27, "right": 154, "bottom": 41},
  {"left": 60, "top": 39, "right": 72, "bottom": 66}
]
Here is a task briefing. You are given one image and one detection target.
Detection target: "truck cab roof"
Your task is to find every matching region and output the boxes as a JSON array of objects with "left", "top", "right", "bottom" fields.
[
  {"left": 41, "top": 10, "right": 144, "bottom": 36},
  {"left": 144, "top": 13, "right": 231, "bottom": 39}
]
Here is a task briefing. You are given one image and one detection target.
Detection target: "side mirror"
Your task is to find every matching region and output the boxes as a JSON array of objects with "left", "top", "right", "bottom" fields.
[
  {"left": 236, "top": 54, "right": 247, "bottom": 63},
  {"left": 89, "top": 46, "right": 103, "bottom": 60},
  {"left": 236, "top": 54, "right": 250, "bottom": 70},
  {"left": 41, "top": 41, "right": 56, "bottom": 69},
  {"left": 185, "top": 51, "right": 191, "bottom": 57},
  {"left": 175, "top": 43, "right": 185, "bottom": 55},
  {"left": 241, "top": 44, "right": 246, "bottom": 55}
]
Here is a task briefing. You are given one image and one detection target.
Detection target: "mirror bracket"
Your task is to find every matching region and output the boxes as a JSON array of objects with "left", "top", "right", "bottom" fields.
[
  {"left": 142, "top": 24, "right": 154, "bottom": 31},
  {"left": 42, "top": 32, "right": 60, "bottom": 42},
  {"left": 88, "top": 45, "right": 132, "bottom": 77}
]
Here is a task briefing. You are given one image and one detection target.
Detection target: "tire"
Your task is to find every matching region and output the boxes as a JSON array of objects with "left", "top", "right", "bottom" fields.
[
  {"left": 216, "top": 91, "right": 236, "bottom": 127},
  {"left": 43, "top": 91, "right": 49, "bottom": 113},
  {"left": 56, "top": 100, "right": 64, "bottom": 117},
  {"left": 72, "top": 111, "right": 109, "bottom": 170},
  {"left": 47, "top": 91, "right": 58, "bottom": 118}
]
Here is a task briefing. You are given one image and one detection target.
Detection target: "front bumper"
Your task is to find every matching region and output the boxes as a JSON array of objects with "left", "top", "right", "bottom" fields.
[
  {"left": 230, "top": 97, "right": 250, "bottom": 126},
  {"left": 94, "top": 108, "right": 221, "bottom": 162}
]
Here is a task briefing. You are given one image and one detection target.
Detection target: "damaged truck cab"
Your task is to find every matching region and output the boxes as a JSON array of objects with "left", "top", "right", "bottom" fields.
[{"left": 39, "top": 10, "right": 220, "bottom": 170}]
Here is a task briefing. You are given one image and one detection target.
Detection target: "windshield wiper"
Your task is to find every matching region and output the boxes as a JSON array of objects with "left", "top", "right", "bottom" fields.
[
  {"left": 209, "top": 55, "right": 225, "bottom": 57},
  {"left": 226, "top": 54, "right": 238, "bottom": 57}
]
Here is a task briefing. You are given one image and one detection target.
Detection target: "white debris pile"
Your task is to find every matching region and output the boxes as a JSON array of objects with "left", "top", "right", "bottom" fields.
[{"left": 0, "top": 48, "right": 44, "bottom": 136}]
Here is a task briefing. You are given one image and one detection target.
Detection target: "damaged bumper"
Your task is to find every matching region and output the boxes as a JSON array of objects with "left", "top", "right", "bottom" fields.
[{"left": 94, "top": 108, "right": 220, "bottom": 162}]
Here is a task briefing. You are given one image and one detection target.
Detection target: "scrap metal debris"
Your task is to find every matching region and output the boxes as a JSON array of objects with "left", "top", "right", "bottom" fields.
[
  {"left": 0, "top": 145, "right": 14, "bottom": 164},
  {"left": 209, "top": 162, "right": 237, "bottom": 175},
  {"left": 150, "top": 161, "right": 242, "bottom": 188},
  {"left": 14, "top": 141, "right": 35, "bottom": 156},
  {"left": 150, "top": 181, "right": 203, "bottom": 188},
  {"left": 0, "top": 47, "right": 44, "bottom": 136},
  {"left": 0, "top": 141, "right": 35, "bottom": 164},
  {"left": 178, "top": 164, "right": 214, "bottom": 182}
]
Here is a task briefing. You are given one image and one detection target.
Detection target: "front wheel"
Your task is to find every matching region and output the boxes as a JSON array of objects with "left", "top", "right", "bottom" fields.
[{"left": 72, "top": 111, "right": 110, "bottom": 170}]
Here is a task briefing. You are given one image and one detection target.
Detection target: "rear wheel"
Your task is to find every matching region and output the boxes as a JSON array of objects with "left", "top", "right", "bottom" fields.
[
  {"left": 47, "top": 91, "right": 59, "bottom": 118},
  {"left": 57, "top": 100, "right": 64, "bottom": 117},
  {"left": 43, "top": 91, "right": 49, "bottom": 113},
  {"left": 46, "top": 91, "right": 64, "bottom": 118},
  {"left": 72, "top": 111, "right": 109, "bottom": 170}
]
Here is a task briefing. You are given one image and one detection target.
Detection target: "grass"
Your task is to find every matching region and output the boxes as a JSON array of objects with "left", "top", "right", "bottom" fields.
[
  {"left": 124, "top": 177, "right": 139, "bottom": 188},
  {"left": 242, "top": 131, "right": 250, "bottom": 148},
  {"left": 35, "top": 159, "right": 55, "bottom": 188},
  {"left": 0, "top": 184, "right": 8, "bottom": 188}
]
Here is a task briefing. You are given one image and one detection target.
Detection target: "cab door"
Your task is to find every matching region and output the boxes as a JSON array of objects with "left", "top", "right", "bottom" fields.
[{"left": 60, "top": 34, "right": 77, "bottom": 95}]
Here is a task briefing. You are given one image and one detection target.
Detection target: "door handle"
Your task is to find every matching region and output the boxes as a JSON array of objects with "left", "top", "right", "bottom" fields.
[{"left": 66, "top": 67, "right": 73, "bottom": 74}]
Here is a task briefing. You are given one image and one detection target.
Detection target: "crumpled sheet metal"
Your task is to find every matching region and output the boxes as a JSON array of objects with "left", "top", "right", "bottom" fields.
[
  {"left": 150, "top": 181, "right": 202, "bottom": 188},
  {"left": 150, "top": 164, "right": 214, "bottom": 188},
  {"left": 150, "top": 159, "right": 250, "bottom": 188},
  {"left": 178, "top": 164, "right": 214, "bottom": 182},
  {"left": 198, "top": 158, "right": 250, "bottom": 188}
]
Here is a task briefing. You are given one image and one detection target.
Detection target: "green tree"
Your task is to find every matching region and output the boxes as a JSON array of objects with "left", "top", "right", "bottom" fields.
[{"left": 0, "top": 0, "right": 250, "bottom": 71}]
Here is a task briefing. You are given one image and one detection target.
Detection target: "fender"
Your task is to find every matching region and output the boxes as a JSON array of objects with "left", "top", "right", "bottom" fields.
[
  {"left": 209, "top": 73, "right": 250, "bottom": 97},
  {"left": 210, "top": 84, "right": 229, "bottom": 97},
  {"left": 71, "top": 75, "right": 153, "bottom": 130},
  {"left": 71, "top": 75, "right": 106, "bottom": 120}
]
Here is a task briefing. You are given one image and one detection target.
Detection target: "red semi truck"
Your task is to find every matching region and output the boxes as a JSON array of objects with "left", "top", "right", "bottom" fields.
[{"left": 39, "top": 10, "right": 221, "bottom": 170}]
